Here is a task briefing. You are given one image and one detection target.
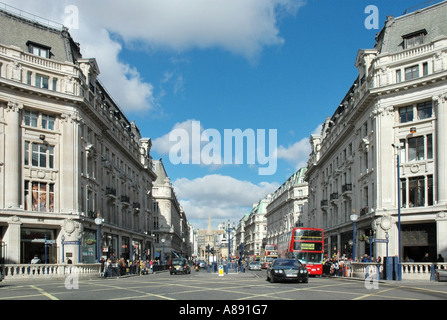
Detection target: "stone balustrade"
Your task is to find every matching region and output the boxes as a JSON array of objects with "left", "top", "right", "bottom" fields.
[
  {"left": 0, "top": 264, "right": 101, "bottom": 281},
  {"left": 350, "top": 262, "right": 447, "bottom": 281}
]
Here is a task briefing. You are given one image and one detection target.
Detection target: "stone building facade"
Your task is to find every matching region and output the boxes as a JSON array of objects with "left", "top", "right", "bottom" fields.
[
  {"left": 305, "top": 2, "right": 447, "bottom": 262},
  {"left": 0, "top": 8, "right": 159, "bottom": 264}
]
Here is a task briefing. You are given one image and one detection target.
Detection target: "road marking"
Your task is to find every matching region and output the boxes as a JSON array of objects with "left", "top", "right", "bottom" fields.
[{"left": 30, "top": 285, "right": 59, "bottom": 300}]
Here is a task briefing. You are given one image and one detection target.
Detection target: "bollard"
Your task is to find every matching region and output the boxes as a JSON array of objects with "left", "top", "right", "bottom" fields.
[
  {"left": 430, "top": 264, "right": 436, "bottom": 281},
  {"left": 376, "top": 265, "right": 381, "bottom": 281}
]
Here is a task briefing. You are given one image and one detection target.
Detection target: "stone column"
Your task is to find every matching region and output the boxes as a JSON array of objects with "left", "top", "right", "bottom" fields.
[
  {"left": 437, "top": 214, "right": 447, "bottom": 260},
  {"left": 434, "top": 93, "right": 447, "bottom": 205},
  {"left": 4, "top": 216, "right": 22, "bottom": 263},
  {"left": 3, "top": 101, "right": 22, "bottom": 209}
]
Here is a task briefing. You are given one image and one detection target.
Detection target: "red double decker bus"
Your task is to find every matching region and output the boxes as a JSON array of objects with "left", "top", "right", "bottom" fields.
[{"left": 277, "top": 227, "right": 324, "bottom": 276}]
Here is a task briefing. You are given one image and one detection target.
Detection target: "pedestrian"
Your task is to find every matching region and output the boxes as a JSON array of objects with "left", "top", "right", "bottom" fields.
[
  {"left": 139, "top": 259, "right": 144, "bottom": 275},
  {"left": 31, "top": 254, "right": 41, "bottom": 264},
  {"left": 422, "top": 253, "right": 430, "bottom": 262},
  {"left": 437, "top": 254, "right": 444, "bottom": 262}
]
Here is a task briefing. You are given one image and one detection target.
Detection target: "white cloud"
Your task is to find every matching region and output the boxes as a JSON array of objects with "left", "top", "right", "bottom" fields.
[
  {"left": 277, "top": 138, "right": 310, "bottom": 169},
  {"left": 82, "top": 0, "right": 306, "bottom": 61},
  {"left": 2, "top": 0, "right": 305, "bottom": 113},
  {"left": 276, "top": 124, "right": 321, "bottom": 170},
  {"left": 152, "top": 119, "right": 200, "bottom": 155},
  {"left": 173, "top": 174, "right": 279, "bottom": 229}
]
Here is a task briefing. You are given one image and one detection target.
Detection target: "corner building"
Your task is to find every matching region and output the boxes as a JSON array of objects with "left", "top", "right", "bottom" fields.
[
  {"left": 305, "top": 2, "right": 447, "bottom": 262},
  {"left": 0, "top": 8, "right": 158, "bottom": 264}
]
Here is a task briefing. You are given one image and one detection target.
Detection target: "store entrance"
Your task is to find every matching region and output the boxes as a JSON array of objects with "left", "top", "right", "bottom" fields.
[
  {"left": 21, "top": 228, "right": 57, "bottom": 264},
  {"left": 401, "top": 223, "right": 436, "bottom": 262}
]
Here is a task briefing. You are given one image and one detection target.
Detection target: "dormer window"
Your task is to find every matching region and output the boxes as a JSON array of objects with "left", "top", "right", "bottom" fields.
[
  {"left": 402, "top": 29, "right": 427, "bottom": 49},
  {"left": 26, "top": 41, "right": 51, "bottom": 59}
]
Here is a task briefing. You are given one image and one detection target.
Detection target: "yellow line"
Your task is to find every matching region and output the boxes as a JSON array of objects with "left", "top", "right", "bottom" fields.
[{"left": 30, "top": 285, "right": 59, "bottom": 300}]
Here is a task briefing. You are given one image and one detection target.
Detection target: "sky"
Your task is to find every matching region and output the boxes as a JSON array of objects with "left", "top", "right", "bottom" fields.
[{"left": 2, "top": 0, "right": 443, "bottom": 230}]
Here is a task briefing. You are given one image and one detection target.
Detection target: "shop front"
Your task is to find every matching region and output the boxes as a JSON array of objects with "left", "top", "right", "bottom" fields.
[
  {"left": 132, "top": 240, "right": 142, "bottom": 261},
  {"left": 103, "top": 233, "right": 119, "bottom": 260},
  {"left": 81, "top": 229, "right": 98, "bottom": 264},
  {"left": 21, "top": 228, "right": 57, "bottom": 264}
]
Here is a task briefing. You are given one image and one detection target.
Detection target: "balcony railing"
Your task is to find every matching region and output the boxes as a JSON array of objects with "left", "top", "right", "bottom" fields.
[{"left": 342, "top": 184, "right": 352, "bottom": 193}]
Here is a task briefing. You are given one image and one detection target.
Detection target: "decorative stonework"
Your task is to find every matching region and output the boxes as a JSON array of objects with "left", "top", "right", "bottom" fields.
[{"left": 6, "top": 100, "right": 23, "bottom": 113}]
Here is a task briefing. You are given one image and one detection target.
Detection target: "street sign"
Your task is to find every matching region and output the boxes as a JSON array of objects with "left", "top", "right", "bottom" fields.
[
  {"left": 218, "top": 265, "right": 224, "bottom": 277},
  {"left": 62, "top": 241, "right": 80, "bottom": 245},
  {"left": 372, "top": 239, "right": 389, "bottom": 243}
]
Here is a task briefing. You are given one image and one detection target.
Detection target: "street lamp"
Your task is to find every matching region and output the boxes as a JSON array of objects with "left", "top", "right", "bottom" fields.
[
  {"left": 223, "top": 220, "right": 235, "bottom": 274},
  {"left": 350, "top": 210, "right": 359, "bottom": 261},
  {"left": 161, "top": 238, "right": 166, "bottom": 265},
  {"left": 94, "top": 212, "right": 103, "bottom": 264},
  {"left": 61, "top": 235, "right": 65, "bottom": 263},
  {"left": 392, "top": 141, "right": 406, "bottom": 281},
  {"left": 223, "top": 220, "right": 235, "bottom": 259}
]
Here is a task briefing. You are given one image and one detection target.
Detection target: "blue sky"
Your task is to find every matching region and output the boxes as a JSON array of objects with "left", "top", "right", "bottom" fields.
[{"left": 4, "top": 0, "right": 443, "bottom": 229}]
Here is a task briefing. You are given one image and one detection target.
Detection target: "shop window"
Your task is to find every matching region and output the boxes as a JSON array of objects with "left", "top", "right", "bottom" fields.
[{"left": 24, "top": 181, "right": 55, "bottom": 212}]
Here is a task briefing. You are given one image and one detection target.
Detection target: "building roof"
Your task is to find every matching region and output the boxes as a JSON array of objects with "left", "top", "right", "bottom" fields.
[
  {"left": 0, "top": 6, "right": 81, "bottom": 63},
  {"left": 375, "top": 0, "right": 447, "bottom": 54}
]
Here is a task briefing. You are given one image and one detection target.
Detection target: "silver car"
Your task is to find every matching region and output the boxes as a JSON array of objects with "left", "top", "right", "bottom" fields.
[{"left": 249, "top": 261, "right": 261, "bottom": 271}]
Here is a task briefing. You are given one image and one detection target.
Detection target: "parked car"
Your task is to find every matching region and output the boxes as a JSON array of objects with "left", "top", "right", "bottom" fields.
[
  {"left": 169, "top": 258, "right": 191, "bottom": 275},
  {"left": 249, "top": 261, "right": 262, "bottom": 271},
  {"left": 266, "top": 258, "right": 308, "bottom": 283}
]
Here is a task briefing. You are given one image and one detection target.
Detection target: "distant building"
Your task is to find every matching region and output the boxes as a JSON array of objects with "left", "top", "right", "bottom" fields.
[
  {"left": 197, "top": 215, "right": 224, "bottom": 261},
  {"left": 151, "top": 159, "right": 190, "bottom": 262},
  {"left": 265, "top": 167, "right": 308, "bottom": 246}
]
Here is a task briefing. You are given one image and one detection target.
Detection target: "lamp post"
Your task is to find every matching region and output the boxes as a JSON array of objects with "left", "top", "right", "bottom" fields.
[
  {"left": 161, "top": 238, "right": 166, "bottom": 265},
  {"left": 223, "top": 220, "right": 235, "bottom": 259},
  {"left": 350, "top": 211, "right": 359, "bottom": 261},
  {"left": 223, "top": 220, "right": 235, "bottom": 273},
  {"left": 396, "top": 153, "right": 402, "bottom": 281},
  {"left": 61, "top": 235, "right": 65, "bottom": 263},
  {"left": 392, "top": 142, "right": 404, "bottom": 281},
  {"left": 94, "top": 212, "right": 103, "bottom": 264}
]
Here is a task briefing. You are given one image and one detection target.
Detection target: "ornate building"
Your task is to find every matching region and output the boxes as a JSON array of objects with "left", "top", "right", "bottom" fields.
[
  {"left": 265, "top": 167, "right": 308, "bottom": 246},
  {"left": 0, "top": 6, "right": 158, "bottom": 264},
  {"left": 305, "top": 1, "right": 447, "bottom": 261},
  {"left": 151, "top": 159, "right": 190, "bottom": 262}
]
